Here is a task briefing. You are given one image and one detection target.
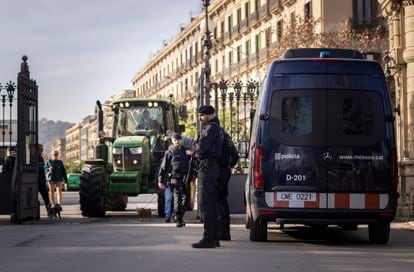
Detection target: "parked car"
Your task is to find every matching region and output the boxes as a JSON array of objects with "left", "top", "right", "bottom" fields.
[{"left": 66, "top": 173, "right": 81, "bottom": 191}]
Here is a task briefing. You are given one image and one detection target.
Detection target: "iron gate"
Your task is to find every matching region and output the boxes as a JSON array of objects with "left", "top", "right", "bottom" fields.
[{"left": 0, "top": 56, "right": 39, "bottom": 222}]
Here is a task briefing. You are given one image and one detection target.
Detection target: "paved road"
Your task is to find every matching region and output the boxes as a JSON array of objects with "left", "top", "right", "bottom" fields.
[{"left": 1, "top": 192, "right": 414, "bottom": 272}]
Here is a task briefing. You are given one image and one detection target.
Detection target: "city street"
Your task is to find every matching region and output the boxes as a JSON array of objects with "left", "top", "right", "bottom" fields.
[{"left": 0, "top": 192, "right": 414, "bottom": 272}]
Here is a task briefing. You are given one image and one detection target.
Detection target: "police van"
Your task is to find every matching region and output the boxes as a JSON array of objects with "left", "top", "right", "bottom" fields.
[{"left": 245, "top": 48, "right": 399, "bottom": 244}]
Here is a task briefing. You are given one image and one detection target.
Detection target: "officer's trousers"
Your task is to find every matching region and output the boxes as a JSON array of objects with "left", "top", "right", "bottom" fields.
[
  {"left": 171, "top": 178, "right": 187, "bottom": 221},
  {"left": 197, "top": 160, "right": 220, "bottom": 242},
  {"left": 217, "top": 166, "right": 231, "bottom": 238}
]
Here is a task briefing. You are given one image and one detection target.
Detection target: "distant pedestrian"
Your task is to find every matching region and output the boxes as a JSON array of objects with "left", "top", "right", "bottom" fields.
[
  {"left": 46, "top": 151, "right": 67, "bottom": 212},
  {"left": 38, "top": 144, "right": 51, "bottom": 214},
  {"left": 158, "top": 132, "right": 190, "bottom": 227},
  {"left": 191, "top": 105, "right": 223, "bottom": 248},
  {"left": 2, "top": 147, "right": 16, "bottom": 174}
]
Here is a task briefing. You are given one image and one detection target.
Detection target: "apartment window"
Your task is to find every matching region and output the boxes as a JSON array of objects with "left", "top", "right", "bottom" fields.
[
  {"left": 255, "top": 33, "right": 261, "bottom": 54},
  {"left": 245, "top": 39, "right": 251, "bottom": 56},
  {"left": 237, "top": 45, "right": 241, "bottom": 63},
  {"left": 353, "top": 0, "right": 376, "bottom": 26},
  {"left": 245, "top": 1, "right": 250, "bottom": 19},
  {"left": 291, "top": 11, "right": 296, "bottom": 26},
  {"left": 304, "top": 2, "right": 312, "bottom": 20},
  {"left": 277, "top": 20, "right": 283, "bottom": 41},
  {"left": 255, "top": 0, "right": 260, "bottom": 12},
  {"left": 195, "top": 42, "right": 198, "bottom": 62},
  {"left": 228, "top": 51, "right": 233, "bottom": 66},
  {"left": 265, "top": 27, "right": 271, "bottom": 47},
  {"left": 237, "top": 8, "right": 242, "bottom": 25},
  {"left": 228, "top": 15, "right": 233, "bottom": 34},
  {"left": 222, "top": 55, "right": 226, "bottom": 69},
  {"left": 215, "top": 59, "right": 219, "bottom": 74},
  {"left": 221, "top": 21, "right": 225, "bottom": 37},
  {"left": 189, "top": 46, "right": 193, "bottom": 65}
]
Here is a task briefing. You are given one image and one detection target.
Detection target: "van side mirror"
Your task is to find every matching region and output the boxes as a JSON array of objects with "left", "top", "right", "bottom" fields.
[
  {"left": 238, "top": 140, "right": 248, "bottom": 158},
  {"left": 178, "top": 105, "right": 188, "bottom": 118}
]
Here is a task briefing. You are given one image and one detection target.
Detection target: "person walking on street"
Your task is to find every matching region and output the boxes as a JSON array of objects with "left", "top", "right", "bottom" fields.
[
  {"left": 191, "top": 105, "right": 223, "bottom": 248},
  {"left": 217, "top": 130, "right": 239, "bottom": 241},
  {"left": 46, "top": 151, "right": 67, "bottom": 212},
  {"left": 38, "top": 144, "right": 51, "bottom": 214},
  {"left": 158, "top": 132, "right": 190, "bottom": 227}
]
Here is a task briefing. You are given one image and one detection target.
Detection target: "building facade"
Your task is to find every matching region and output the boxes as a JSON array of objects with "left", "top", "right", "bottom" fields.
[
  {"left": 379, "top": 0, "right": 414, "bottom": 216},
  {"left": 132, "top": 0, "right": 383, "bottom": 109},
  {"left": 50, "top": 137, "right": 66, "bottom": 162},
  {"left": 65, "top": 123, "right": 81, "bottom": 163}
]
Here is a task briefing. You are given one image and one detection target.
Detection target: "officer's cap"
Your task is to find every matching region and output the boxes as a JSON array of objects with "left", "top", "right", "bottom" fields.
[
  {"left": 198, "top": 105, "right": 215, "bottom": 115},
  {"left": 172, "top": 132, "right": 182, "bottom": 140}
]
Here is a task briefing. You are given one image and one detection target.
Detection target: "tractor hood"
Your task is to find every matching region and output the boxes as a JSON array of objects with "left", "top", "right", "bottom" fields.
[{"left": 113, "top": 136, "right": 148, "bottom": 148}]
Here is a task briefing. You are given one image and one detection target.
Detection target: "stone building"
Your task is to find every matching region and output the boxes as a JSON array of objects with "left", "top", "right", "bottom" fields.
[
  {"left": 131, "top": 0, "right": 383, "bottom": 111},
  {"left": 379, "top": 0, "right": 414, "bottom": 216},
  {"left": 50, "top": 138, "right": 66, "bottom": 162},
  {"left": 65, "top": 123, "right": 81, "bottom": 163}
]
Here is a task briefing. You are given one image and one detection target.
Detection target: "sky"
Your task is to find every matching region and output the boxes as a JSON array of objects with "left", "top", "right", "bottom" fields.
[{"left": 0, "top": 0, "right": 203, "bottom": 123}]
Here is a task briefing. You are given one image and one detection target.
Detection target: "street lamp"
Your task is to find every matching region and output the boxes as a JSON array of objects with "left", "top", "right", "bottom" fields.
[{"left": 201, "top": 0, "right": 214, "bottom": 106}]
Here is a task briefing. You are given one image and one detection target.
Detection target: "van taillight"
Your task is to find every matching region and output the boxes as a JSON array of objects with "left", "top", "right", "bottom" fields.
[
  {"left": 254, "top": 147, "right": 264, "bottom": 189},
  {"left": 391, "top": 148, "right": 399, "bottom": 192}
]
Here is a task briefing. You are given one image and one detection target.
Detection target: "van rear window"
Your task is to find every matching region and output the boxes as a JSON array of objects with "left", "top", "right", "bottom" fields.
[{"left": 269, "top": 90, "right": 385, "bottom": 146}]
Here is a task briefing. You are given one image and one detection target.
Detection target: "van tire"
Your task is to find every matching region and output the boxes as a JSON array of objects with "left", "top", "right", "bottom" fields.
[
  {"left": 250, "top": 218, "right": 267, "bottom": 241},
  {"left": 368, "top": 222, "right": 390, "bottom": 244}
]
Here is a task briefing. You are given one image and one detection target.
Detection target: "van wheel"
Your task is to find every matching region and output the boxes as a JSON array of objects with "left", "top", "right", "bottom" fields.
[
  {"left": 250, "top": 218, "right": 267, "bottom": 241},
  {"left": 368, "top": 222, "right": 390, "bottom": 244}
]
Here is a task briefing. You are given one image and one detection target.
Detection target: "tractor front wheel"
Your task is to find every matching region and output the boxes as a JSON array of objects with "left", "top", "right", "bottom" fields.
[{"left": 79, "top": 164, "right": 106, "bottom": 217}]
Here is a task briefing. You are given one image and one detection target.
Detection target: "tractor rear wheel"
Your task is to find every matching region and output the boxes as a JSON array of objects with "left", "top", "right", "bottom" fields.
[
  {"left": 79, "top": 164, "right": 106, "bottom": 217},
  {"left": 110, "top": 194, "right": 128, "bottom": 211}
]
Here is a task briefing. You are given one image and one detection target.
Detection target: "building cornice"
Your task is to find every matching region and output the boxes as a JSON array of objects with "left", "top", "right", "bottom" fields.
[{"left": 132, "top": 0, "right": 226, "bottom": 83}]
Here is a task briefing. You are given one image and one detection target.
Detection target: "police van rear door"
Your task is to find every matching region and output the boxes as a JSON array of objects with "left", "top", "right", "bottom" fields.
[
  {"left": 325, "top": 62, "right": 391, "bottom": 210},
  {"left": 264, "top": 61, "right": 329, "bottom": 210}
]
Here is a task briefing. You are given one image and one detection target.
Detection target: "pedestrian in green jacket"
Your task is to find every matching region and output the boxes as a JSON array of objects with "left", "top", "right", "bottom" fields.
[{"left": 46, "top": 150, "right": 68, "bottom": 211}]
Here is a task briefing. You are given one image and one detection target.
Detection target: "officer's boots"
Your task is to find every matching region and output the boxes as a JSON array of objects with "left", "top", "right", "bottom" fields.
[{"left": 176, "top": 217, "right": 186, "bottom": 227}]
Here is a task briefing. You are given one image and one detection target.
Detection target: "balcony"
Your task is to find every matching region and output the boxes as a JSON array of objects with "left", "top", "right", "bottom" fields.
[
  {"left": 351, "top": 17, "right": 379, "bottom": 30},
  {"left": 249, "top": 11, "right": 261, "bottom": 28},
  {"left": 281, "top": 0, "right": 295, "bottom": 7},
  {"left": 232, "top": 25, "right": 242, "bottom": 41},
  {"left": 223, "top": 31, "right": 232, "bottom": 45},
  {"left": 240, "top": 18, "right": 249, "bottom": 32}
]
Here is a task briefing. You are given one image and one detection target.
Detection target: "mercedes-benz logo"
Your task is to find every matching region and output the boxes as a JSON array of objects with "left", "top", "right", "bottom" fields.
[{"left": 322, "top": 152, "right": 333, "bottom": 161}]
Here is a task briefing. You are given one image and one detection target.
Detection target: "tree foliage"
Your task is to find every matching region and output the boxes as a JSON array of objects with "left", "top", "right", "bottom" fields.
[{"left": 269, "top": 17, "right": 386, "bottom": 59}]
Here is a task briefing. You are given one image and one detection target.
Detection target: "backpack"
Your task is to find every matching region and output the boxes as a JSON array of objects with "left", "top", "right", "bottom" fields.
[{"left": 218, "top": 129, "right": 239, "bottom": 167}]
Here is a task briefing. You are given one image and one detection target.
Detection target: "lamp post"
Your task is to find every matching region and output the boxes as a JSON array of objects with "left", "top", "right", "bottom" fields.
[
  {"left": 6, "top": 82, "right": 16, "bottom": 146},
  {"left": 201, "top": 0, "right": 213, "bottom": 106}
]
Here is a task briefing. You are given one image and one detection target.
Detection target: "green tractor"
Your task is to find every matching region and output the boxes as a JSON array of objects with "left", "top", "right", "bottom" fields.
[{"left": 79, "top": 98, "right": 187, "bottom": 217}]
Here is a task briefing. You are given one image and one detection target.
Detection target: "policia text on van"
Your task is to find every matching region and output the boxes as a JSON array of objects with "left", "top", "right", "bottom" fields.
[{"left": 245, "top": 48, "right": 398, "bottom": 244}]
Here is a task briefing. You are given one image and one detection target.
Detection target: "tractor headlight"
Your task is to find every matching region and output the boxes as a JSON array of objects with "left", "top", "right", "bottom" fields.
[
  {"left": 112, "top": 147, "right": 122, "bottom": 154},
  {"left": 129, "top": 147, "right": 142, "bottom": 155}
]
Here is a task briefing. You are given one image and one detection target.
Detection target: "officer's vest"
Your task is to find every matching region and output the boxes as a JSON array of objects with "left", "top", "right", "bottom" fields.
[
  {"left": 203, "top": 121, "right": 223, "bottom": 160},
  {"left": 168, "top": 146, "right": 188, "bottom": 175}
]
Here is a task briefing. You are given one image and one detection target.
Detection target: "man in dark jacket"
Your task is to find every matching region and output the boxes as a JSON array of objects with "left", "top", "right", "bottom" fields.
[
  {"left": 38, "top": 144, "right": 51, "bottom": 214},
  {"left": 158, "top": 133, "right": 190, "bottom": 227},
  {"left": 217, "top": 130, "right": 239, "bottom": 241},
  {"left": 191, "top": 105, "right": 223, "bottom": 248}
]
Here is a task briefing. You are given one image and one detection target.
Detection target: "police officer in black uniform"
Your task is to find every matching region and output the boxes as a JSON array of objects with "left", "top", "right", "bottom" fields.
[
  {"left": 158, "top": 133, "right": 190, "bottom": 227},
  {"left": 217, "top": 130, "right": 239, "bottom": 241},
  {"left": 191, "top": 105, "right": 223, "bottom": 248}
]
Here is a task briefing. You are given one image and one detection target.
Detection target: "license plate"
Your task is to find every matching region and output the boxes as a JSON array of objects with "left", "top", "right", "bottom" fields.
[{"left": 276, "top": 192, "right": 317, "bottom": 202}]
